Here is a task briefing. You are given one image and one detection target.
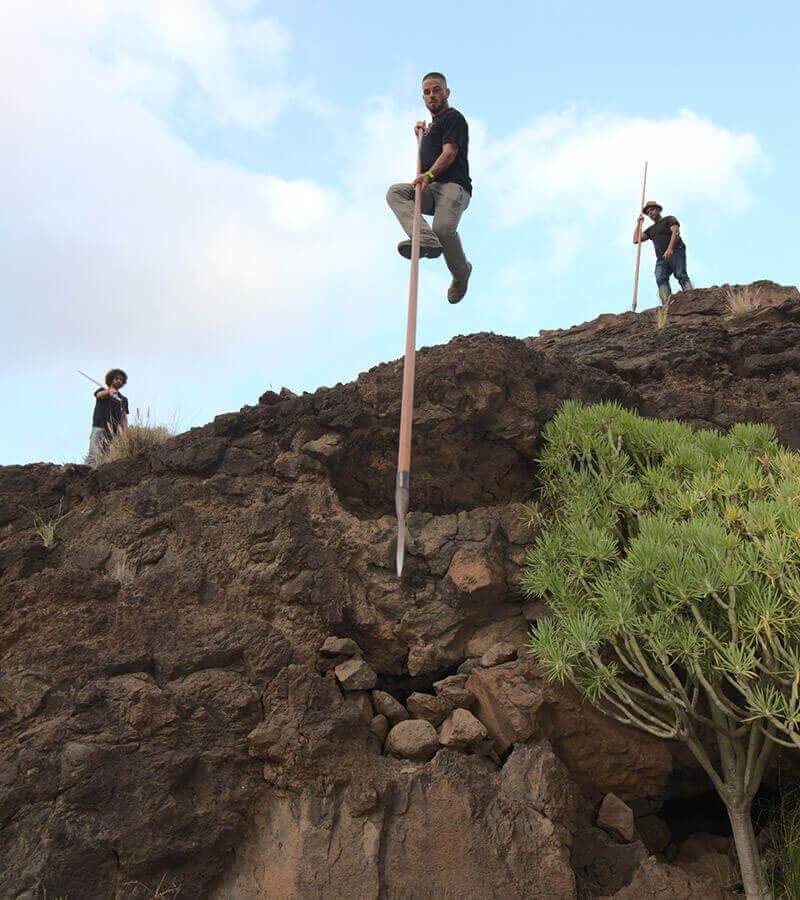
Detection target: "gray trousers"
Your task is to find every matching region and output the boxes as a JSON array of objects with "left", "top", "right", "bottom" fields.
[
  {"left": 85, "top": 427, "right": 108, "bottom": 467},
  {"left": 386, "top": 181, "right": 471, "bottom": 280}
]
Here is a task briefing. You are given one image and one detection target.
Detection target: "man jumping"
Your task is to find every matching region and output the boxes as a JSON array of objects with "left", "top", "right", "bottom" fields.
[
  {"left": 634, "top": 201, "right": 693, "bottom": 306},
  {"left": 386, "top": 72, "right": 473, "bottom": 304}
]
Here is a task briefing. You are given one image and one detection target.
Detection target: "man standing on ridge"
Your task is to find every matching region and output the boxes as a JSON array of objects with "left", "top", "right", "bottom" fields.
[
  {"left": 85, "top": 368, "right": 129, "bottom": 466},
  {"left": 387, "top": 72, "right": 473, "bottom": 304},
  {"left": 634, "top": 201, "right": 693, "bottom": 306}
]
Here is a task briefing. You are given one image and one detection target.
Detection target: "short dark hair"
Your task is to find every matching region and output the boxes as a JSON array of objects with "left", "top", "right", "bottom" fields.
[
  {"left": 422, "top": 72, "right": 447, "bottom": 86},
  {"left": 105, "top": 368, "right": 128, "bottom": 386}
]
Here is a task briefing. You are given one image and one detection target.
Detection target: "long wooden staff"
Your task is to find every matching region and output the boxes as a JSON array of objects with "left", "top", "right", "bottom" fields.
[
  {"left": 77, "top": 369, "right": 121, "bottom": 404},
  {"left": 395, "top": 128, "right": 424, "bottom": 577},
  {"left": 632, "top": 160, "right": 648, "bottom": 312}
]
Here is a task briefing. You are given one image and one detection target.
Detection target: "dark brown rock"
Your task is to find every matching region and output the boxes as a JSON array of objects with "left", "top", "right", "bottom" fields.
[
  {"left": 406, "top": 692, "right": 451, "bottom": 727},
  {"left": 1, "top": 281, "right": 798, "bottom": 897},
  {"left": 481, "top": 641, "right": 518, "bottom": 667},
  {"left": 385, "top": 720, "right": 439, "bottom": 761},
  {"left": 610, "top": 855, "right": 726, "bottom": 899},
  {"left": 433, "top": 673, "right": 475, "bottom": 709},
  {"left": 372, "top": 690, "right": 409, "bottom": 725},
  {"left": 334, "top": 659, "right": 377, "bottom": 691},
  {"left": 320, "top": 636, "right": 362, "bottom": 657},
  {"left": 598, "top": 793, "right": 636, "bottom": 843},
  {"left": 439, "top": 708, "right": 488, "bottom": 750}
]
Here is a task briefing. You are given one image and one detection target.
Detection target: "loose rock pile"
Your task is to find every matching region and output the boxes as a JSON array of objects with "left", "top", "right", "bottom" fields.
[{"left": 324, "top": 637, "right": 504, "bottom": 760}]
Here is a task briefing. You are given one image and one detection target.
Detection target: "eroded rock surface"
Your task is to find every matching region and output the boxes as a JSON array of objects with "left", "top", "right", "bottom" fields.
[{"left": 2, "top": 282, "right": 798, "bottom": 897}]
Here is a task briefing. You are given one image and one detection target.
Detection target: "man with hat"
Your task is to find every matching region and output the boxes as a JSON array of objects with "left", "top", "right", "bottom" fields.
[{"left": 634, "top": 201, "right": 693, "bottom": 306}]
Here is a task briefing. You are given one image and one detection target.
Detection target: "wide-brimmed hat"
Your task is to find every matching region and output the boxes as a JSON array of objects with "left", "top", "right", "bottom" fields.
[{"left": 643, "top": 200, "right": 663, "bottom": 213}]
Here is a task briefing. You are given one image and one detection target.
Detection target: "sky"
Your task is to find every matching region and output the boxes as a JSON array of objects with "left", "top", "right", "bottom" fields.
[{"left": 1, "top": 0, "right": 797, "bottom": 466}]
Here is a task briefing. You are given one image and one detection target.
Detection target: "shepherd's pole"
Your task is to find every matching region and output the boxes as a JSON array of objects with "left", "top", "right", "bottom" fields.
[
  {"left": 632, "top": 161, "right": 648, "bottom": 312},
  {"left": 77, "top": 369, "right": 122, "bottom": 403},
  {"left": 395, "top": 128, "right": 424, "bottom": 578}
]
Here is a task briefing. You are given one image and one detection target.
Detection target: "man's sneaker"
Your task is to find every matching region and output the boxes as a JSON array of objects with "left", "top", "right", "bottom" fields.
[
  {"left": 397, "top": 240, "right": 442, "bottom": 260},
  {"left": 447, "top": 262, "right": 472, "bottom": 304}
]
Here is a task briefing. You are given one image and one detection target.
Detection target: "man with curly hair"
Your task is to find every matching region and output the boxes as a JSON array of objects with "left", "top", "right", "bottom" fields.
[{"left": 85, "top": 368, "right": 129, "bottom": 466}]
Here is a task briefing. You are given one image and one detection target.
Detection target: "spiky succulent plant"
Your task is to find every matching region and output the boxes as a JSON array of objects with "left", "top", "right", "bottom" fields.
[{"left": 525, "top": 401, "right": 800, "bottom": 899}]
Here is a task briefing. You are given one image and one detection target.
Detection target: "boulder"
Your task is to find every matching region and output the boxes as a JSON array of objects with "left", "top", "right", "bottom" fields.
[
  {"left": 598, "top": 793, "right": 635, "bottom": 843},
  {"left": 433, "top": 674, "right": 475, "bottom": 709},
  {"left": 320, "top": 636, "right": 362, "bottom": 658},
  {"left": 368, "top": 714, "right": 389, "bottom": 743},
  {"left": 218, "top": 745, "right": 578, "bottom": 898},
  {"left": 334, "top": 659, "right": 377, "bottom": 692},
  {"left": 445, "top": 547, "right": 506, "bottom": 604},
  {"left": 439, "top": 709, "right": 488, "bottom": 751},
  {"left": 385, "top": 720, "right": 439, "bottom": 762},
  {"left": 481, "top": 641, "right": 518, "bottom": 668},
  {"left": 371, "top": 690, "right": 409, "bottom": 725},
  {"left": 457, "top": 658, "right": 482, "bottom": 676},
  {"left": 406, "top": 692, "right": 451, "bottom": 727},
  {"left": 635, "top": 814, "right": 671, "bottom": 853},
  {"left": 675, "top": 832, "right": 734, "bottom": 886},
  {"left": 466, "top": 662, "right": 543, "bottom": 753},
  {"left": 610, "top": 855, "right": 726, "bottom": 899},
  {"left": 344, "top": 690, "right": 373, "bottom": 723},
  {"left": 573, "top": 825, "right": 648, "bottom": 896}
]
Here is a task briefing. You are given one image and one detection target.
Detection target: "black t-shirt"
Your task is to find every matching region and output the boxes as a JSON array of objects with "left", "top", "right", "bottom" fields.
[
  {"left": 92, "top": 389, "right": 129, "bottom": 430},
  {"left": 420, "top": 107, "right": 472, "bottom": 195},
  {"left": 644, "top": 215, "right": 685, "bottom": 259}
]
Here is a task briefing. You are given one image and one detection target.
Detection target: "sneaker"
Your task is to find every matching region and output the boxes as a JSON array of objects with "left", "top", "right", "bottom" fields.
[
  {"left": 397, "top": 240, "right": 442, "bottom": 260},
  {"left": 447, "top": 262, "right": 472, "bottom": 304}
]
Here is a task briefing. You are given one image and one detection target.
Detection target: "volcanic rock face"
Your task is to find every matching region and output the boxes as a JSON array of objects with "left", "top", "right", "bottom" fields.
[{"left": 1, "top": 282, "right": 799, "bottom": 898}]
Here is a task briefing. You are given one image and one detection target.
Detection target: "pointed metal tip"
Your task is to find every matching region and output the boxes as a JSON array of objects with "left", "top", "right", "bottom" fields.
[
  {"left": 396, "top": 523, "right": 406, "bottom": 577},
  {"left": 395, "top": 478, "right": 410, "bottom": 579}
]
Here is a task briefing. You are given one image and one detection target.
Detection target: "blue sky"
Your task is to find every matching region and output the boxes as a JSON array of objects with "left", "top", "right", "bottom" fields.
[{"left": 1, "top": 0, "right": 797, "bottom": 465}]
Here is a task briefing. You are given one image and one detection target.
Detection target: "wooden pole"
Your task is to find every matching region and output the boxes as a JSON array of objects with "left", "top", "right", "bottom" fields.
[
  {"left": 78, "top": 369, "right": 122, "bottom": 403},
  {"left": 395, "top": 129, "right": 424, "bottom": 577},
  {"left": 632, "top": 161, "right": 648, "bottom": 312}
]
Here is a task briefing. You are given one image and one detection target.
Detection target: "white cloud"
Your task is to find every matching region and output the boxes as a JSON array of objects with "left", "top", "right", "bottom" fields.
[
  {"left": 482, "top": 108, "right": 764, "bottom": 228},
  {"left": 0, "top": 3, "right": 767, "bottom": 384},
  {"left": 0, "top": 2, "right": 403, "bottom": 373},
  {"left": 4, "top": 0, "right": 295, "bottom": 130}
]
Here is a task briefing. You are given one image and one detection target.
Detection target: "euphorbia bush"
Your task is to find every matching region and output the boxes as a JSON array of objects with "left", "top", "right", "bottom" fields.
[{"left": 525, "top": 401, "right": 800, "bottom": 899}]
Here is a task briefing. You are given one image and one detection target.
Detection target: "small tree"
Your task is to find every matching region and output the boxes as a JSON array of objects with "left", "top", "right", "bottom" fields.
[{"left": 525, "top": 401, "right": 800, "bottom": 899}]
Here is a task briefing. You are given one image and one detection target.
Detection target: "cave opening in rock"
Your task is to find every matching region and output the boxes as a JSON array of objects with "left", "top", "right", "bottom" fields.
[
  {"left": 375, "top": 660, "right": 466, "bottom": 704},
  {"left": 660, "top": 790, "right": 732, "bottom": 844}
]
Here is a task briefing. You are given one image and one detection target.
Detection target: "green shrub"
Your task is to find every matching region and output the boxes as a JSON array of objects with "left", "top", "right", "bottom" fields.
[{"left": 525, "top": 401, "right": 800, "bottom": 899}]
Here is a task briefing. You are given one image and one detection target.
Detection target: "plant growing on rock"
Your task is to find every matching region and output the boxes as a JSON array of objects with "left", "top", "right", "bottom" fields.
[
  {"left": 28, "top": 499, "right": 67, "bottom": 548},
  {"left": 726, "top": 284, "right": 763, "bottom": 317},
  {"left": 96, "top": 408, "right": 175, "bottom": 465},
  {"left": 525, "top": 401, "right": 800, "bottom": 899}
]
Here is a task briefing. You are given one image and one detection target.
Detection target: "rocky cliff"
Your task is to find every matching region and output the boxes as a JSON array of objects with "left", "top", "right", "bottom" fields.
[{"left": 1, "top": 281, "right": 799, "bottom": 899}]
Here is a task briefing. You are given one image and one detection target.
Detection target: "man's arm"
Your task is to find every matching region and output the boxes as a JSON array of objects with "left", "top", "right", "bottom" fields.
[
  {"left": 94, "top": 387, "right": 122, "bottom": 402},
  {"left": 664, "top": 225, "right": 680, "bottom": 259},
  {"left": 633, "top": 215, "right": 649, "bottom": 244},
  {"left": 413, "top": 143, "right": 458, "bottom": 190}
]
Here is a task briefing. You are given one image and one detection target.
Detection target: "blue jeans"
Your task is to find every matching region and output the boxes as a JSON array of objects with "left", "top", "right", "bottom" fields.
[{"left": 654, "top": 247, "right": 692, "bottom": 292}]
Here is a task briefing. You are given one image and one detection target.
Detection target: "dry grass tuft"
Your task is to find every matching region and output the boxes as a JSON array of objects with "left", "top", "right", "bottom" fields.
[
  {"left": 123, "top": 875, "right": 182, "bottom": 899},
  {"left": 29, "top": 500, "right": 67, "bottom": 548},
  {"left": 113, "top": 553, "right": 137, "bottom": 586},
  {"left": 97, "top": 409, "right": 175, "bottom": 465},
  {"left": 725, "top": 285, "right": 763, "bottom": 317}
]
